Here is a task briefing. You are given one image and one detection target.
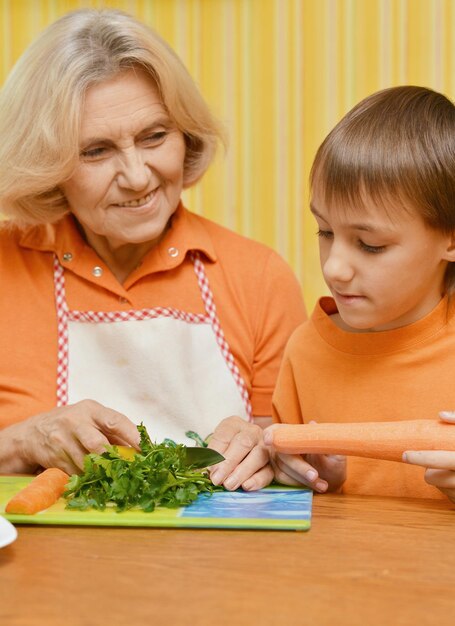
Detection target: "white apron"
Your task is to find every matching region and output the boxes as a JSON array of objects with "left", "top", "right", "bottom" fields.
[{"left": 54, "top": 251, "right": 252, "bottom": 443}]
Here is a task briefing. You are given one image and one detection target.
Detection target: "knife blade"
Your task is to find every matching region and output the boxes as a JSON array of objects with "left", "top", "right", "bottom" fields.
[
  {"left": 115, "top": 444, "right": 224, "bottom": 469},
  {"left": 183, "top": 446, "right": 224, "bottom": 469}
]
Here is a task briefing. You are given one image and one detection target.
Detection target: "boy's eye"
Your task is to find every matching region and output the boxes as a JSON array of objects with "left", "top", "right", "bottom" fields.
[
  {"left": 359, "top": 240, "right": 386, "bottom": 254},
  {"left": 316, "top": 229, "right": 333, "bottom": 239}
]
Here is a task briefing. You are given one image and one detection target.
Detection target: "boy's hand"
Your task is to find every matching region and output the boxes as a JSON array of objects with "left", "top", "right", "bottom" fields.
[
  {"left": 403, "top": 412, "right": 455, "bottom": 504},
  {"left": 263, "top": 424, "right": 346, "bottom": 492}
]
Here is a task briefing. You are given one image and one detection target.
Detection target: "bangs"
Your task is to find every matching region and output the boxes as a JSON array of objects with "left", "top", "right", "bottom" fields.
[
  {"left": 311, "top": 144, "right": 420, "bottom": 220},
  {"left": 310, "top": 86, "right": 455, "bottom": 232}
]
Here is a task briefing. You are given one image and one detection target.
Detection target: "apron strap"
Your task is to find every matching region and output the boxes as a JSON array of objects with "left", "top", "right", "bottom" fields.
[
  {"left": 190, "top": 251, "right": 252, "bottom": 419},
  {"left": 53, "top": 256, "right": 70, "bottom": 407}
]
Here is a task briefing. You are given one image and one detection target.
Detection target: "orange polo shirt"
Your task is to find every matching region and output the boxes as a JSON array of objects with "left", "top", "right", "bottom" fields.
[
  {"left": 273, "top": 296, "right": 455, "bottom": 499},
  {"left": 0, "top": 203, "right": 306, "bottom": 429}
]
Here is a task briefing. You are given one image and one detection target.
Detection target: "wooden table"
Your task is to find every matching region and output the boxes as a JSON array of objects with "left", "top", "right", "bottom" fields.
[{"left": 1, "top": 493, "right": 454, "bottom": 626}]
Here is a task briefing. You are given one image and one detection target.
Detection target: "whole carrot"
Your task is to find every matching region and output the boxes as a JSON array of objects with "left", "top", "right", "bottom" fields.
[
  {"left": 272, "top": 419, "right": 455, "bottom": 462},
  {"left": 5, "top": 468, "right": 69, "bottom": 515}
]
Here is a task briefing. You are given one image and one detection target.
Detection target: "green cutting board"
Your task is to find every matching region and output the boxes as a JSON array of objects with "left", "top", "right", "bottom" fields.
[{"left": 0, "top": 476, "right": 312, "bottom": 531}]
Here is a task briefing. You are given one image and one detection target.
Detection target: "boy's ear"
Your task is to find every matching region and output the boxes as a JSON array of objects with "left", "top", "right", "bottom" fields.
[{"left": 444, "top": 232, "right": 455, "bottom": 262}]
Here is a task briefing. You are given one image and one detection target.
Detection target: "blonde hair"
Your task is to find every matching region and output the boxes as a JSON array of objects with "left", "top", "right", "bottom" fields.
[
  {"left": 0, "top": 9, "right": 226, "bottom": 226},
  {"left": 310, "top": 85, "right": 455, "bottom": 290}
]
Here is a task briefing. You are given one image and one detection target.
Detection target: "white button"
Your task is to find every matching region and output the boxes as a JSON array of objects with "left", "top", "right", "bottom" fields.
[
  {"left": 92, "top": 266, "right": 103, "bottom": 277},
  {"left": 168, "top": 247, "right": 179, "bottom": 258},
  {"left": 62, "top": 253, "right": 73, "bottom": 262}
]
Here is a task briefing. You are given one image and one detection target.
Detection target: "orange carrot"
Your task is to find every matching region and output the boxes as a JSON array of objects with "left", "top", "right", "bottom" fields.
[
  {"left": 272, "top": 419, "right": 455, "bottom": 462},
  {"left": 5, "top": 468, "right": 69, "bottom": 515}
]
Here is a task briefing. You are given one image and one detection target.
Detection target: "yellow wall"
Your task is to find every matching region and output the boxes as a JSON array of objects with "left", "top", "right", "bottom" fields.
[{"left": 1, "top": 0, "right": 454, "bottom": 310}]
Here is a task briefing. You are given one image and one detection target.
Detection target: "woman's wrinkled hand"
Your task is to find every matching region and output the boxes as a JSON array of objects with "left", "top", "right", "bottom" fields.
[
  {"left": 403, "top": 411, "right": 455, "bottom": 504},
  {"left": 207, "top": 416, "right": 274, "bottom": 491},
  {"left": 1, "top": 400, "right": 140, "bottom": 475},
  {"left": 263, "top": 424, "right": 347, "bottom": 493}
]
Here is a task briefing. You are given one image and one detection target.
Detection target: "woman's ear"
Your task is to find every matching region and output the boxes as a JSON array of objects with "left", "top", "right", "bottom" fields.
[{"left": 443, "top": 232, "right": 455, "bottom": 262}]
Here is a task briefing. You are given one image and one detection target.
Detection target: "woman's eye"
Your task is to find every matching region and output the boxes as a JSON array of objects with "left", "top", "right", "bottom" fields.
[
  {"left": 80, "top": 147, "right": 106, "bottom": 160},
  {"left": 359, "top": 240, "right": 386, "bottom": 254},
  {"left": 143, "top": 131, "right": 167, "bottom": 145},
  {"left": 316, "top": 229, "right": 333, "bottom": 240}
]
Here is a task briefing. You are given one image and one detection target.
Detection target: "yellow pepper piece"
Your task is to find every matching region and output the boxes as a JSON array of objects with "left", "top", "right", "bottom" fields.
[{"left": 115, "top": 446, "right": 137, "bottom": 461}]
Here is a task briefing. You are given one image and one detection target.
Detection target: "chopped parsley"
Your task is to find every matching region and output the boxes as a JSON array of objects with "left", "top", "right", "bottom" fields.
[{"left": 64, "top": 424, "right": 220, "bottom": 513}]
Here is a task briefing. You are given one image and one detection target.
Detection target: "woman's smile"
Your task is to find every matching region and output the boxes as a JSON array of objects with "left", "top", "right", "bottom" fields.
[{"left": 113, "top": 189, "right": 158, "bottom": 209}]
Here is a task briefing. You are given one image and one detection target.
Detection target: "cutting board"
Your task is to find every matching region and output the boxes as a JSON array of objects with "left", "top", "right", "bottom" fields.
[{"left": 0, "top": 476, "right": 312, "bottom": 531}]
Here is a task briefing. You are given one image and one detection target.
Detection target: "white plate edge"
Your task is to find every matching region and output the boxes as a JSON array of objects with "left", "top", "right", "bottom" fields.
[{"left": 0, "top": 514, "right": 18, "bottom": 548}]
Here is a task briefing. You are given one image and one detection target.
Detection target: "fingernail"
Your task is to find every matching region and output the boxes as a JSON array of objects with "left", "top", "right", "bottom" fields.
[
  {"left": 211, "top": 470, "right": 222, "bottom": 485},
  {"left": 224, "top": 476, "right": 238, "bottom": 490},
  {"left": 402, "top": 452, "right": 408, "bottom": 463},
  {"left": 315, "top": 480, "right": 328, "bottom": 492},
  {"left": 242, "top": 478, "right": 255, "bottom": 491},
  {"left": 305, "top": 469, "right": 318, "bottom": 482},
  {"left": 439, "top": 411, "right": 455, "bottom": 419}
]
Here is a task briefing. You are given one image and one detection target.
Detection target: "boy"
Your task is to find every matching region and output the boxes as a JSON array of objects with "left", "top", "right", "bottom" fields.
[{"left": 267, "top": 86, "right": 455, "bottom": 503}]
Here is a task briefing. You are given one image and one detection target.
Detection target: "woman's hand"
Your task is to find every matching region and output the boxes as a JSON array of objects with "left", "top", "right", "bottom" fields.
[
  {"left": 0, "top": 400, "right": 140, "bottom": 475},
  {"left": 403, "top": 412, "right": 455, "bottom": 503},
  {"left": 207, "top": 416, "right": 274, "bottom": 491},
  {"left": 263, "top": 424, "right": 347, "bottom": 493}
]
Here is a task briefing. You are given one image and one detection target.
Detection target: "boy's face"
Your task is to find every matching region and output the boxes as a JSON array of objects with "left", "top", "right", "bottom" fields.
[{"left": 311, "top": 184, "right": 454, "bottom": 332}]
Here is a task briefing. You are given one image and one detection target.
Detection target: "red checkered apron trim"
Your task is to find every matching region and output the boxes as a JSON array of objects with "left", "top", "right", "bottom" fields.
[
  {"left": 53, "top": 252, "right": 252, "bottom": 419},
  {"left": 190, "top": 252, "right": 252, "bottom": 420}
]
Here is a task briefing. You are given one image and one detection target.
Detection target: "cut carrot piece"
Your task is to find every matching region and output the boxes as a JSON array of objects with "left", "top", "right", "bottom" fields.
[
  {"left": 5, "top": 468, "right": 70, "bottom": 515},
  {"left": 272, "top": 419, "right": 455, "bottom": 462}
]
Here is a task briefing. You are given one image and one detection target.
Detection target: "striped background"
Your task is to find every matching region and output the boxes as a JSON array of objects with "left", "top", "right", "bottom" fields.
[{"left": 1, "top": 0, "right": 454, "bottom": 309}]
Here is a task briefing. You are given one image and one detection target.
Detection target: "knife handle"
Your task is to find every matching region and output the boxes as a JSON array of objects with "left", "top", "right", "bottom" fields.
[{"left": 272, "top": 419, "right": 455, "bottom": 462}]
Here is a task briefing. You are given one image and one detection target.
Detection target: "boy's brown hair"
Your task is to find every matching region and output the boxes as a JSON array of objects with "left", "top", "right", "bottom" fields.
[{"left": 310, "top": 85, "right": 455, "bottom": 290}]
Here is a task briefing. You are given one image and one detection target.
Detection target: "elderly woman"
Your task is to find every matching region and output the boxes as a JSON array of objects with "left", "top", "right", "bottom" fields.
[{"left": 0, "top": 9, "right": 306, "bottom": 490}]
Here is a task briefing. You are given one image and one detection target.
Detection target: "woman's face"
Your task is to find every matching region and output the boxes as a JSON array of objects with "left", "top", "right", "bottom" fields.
[{"left": 60, "top": 69, "right": 186, "bottom": 250}]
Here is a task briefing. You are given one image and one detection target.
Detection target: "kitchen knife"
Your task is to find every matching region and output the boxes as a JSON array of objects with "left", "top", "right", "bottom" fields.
[{"left": 116, "top": 445, "right": 224, "bottom": 468}]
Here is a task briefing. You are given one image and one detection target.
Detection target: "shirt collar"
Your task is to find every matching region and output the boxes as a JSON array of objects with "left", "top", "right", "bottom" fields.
[
  {"left": 157, "top": 202, "right": 217, "bottom": 268},
  {"left": 18, "top": 202, "right": 218, "bottom": 270}
]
